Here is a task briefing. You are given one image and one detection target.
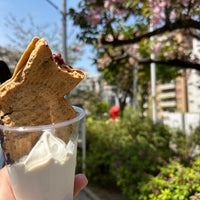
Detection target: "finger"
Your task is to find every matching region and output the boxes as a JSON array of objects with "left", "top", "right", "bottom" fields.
[
  {"left": 73, "top": 174, "right": 88, "bottom": 197},
  {"left": 0, "top": 166, "right": 16, "bottom": 200}
]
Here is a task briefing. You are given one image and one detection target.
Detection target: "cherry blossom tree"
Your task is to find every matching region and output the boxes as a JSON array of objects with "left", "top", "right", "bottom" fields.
[
  {"left": 69, "top": 0, "right": 200, "bottom": 111},
  {"left": 70, "top": 0, "right": 200, "bottom": 69},
  {"left": 3, "top": 14, "right": 84, "bottom": 65}
]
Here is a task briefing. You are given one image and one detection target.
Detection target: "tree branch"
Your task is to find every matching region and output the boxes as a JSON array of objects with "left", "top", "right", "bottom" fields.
[
  {"left": 139, "top": 58, "right": 200, "bottom": 71},
  {"left": 101, "top": 19, "right": 200, "bottom": 46}
]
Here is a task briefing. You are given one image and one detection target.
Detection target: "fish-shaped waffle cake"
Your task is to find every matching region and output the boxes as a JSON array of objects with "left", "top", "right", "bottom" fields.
[{"left": 0, "top": 37, "right": 85, "bottom": 162}]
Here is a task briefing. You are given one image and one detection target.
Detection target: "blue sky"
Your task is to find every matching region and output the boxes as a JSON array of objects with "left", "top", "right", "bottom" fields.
[{"left": 0, "top": 0, "right": 98, "bottom": 75}]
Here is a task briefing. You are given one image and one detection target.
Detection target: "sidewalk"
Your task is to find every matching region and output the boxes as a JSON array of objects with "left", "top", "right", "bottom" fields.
[
  {"left": 75, "top": 186, "right": 129, "bottom": 200},
  {"left": 75, "top": 188, "right": 101, "bottom": 200}
]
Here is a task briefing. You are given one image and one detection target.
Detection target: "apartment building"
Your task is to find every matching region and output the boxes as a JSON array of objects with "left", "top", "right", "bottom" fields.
[
  {"left": 187, "top": 38, "right": 200, "bottom": 113},
  {"left": 156, "top": 71, "right": 200, "bottom": 120},
  {"left": 156, "top": 75, "right": 188, "bottom": 119},
  {"left": 155, "top": 38, "right": 200, "bottom": 118},
  {"left": 187, "top": 69, "right": 200, "bottom": 113}
]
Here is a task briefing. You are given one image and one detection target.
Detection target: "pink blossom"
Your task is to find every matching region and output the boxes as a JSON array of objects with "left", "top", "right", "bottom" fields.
[
  {"left": 164, "top": 50, "right": 174, "bottom": 58},
  {"left": 129, "top": 57, "right": 135, "bottom": 65},
  {"left": 135, "top": 32, "right": 140, "bottom": 37},
  {"left": 118, "top": 34, "right": 124, "bottom": 40},
  {"left": 73, "top": 46, "right": 81, "bottom": 52},
  {"left": 126, "top": 44, "right": 139, "bottom": 54},
  {"left": 105, "top": 34, "right": 114, "bottom": 42},
  {"left": 97, "top": 36, "right": 103, "bottom": 48},
  {"left": 104, "top": 0, "right": 124, "bottom": 8},
  {"left": 148, "top": 0, "right": 167, "bottom": 25},
  {"left": 132, "top": 44, "right": 139, "bottom": 51},
  {"left": 84, "top": 13, "right": 101, "bottom": 27},
  {"left": 159, "top": 1, "right": 167, "bottom": 10},
  {"left": 152, "top": 43, "right": 162, "bottom": 57},
  {"left": 113, "top": 8, "right": 124, "bottom": 15},
  {"left": 178, "top": 69, "right": 184, "bottom": 75},
  {"left": 104, "top": 0, "right": 111, "bottom": 9},
  {"left": 153, "top": 6, "right": 160, "bottom": 14},
  {"left": 97, "top": 56, "right": 112, "bottom": 69},
  {"left": 104, "top": 0, "right": 125, "bottom": 15},
  {"left": 84, "top": 7, "right": 103, "bottom": 27},
  {"left": 151, "top": 16, "right": 162, "bottom": 26}
]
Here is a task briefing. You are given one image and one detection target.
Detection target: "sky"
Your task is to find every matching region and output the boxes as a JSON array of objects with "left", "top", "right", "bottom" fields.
[{"left": 0, "top": 0, "right": 98, "bottom": 75}]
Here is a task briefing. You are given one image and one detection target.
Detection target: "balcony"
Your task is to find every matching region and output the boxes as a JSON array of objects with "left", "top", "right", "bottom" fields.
[
  {"left": 159, "top": 92, "right": 176, "bottom": 99},
  {"left": 160, "top": 100, "right": 176, "bottom": 108},
  {"left": 158, "top": 82, "right": 176, "bottom": 91}
]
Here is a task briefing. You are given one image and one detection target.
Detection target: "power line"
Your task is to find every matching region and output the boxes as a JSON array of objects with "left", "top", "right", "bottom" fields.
[{"left": 46, "top": 0, "right": 61, "bottom": 14}]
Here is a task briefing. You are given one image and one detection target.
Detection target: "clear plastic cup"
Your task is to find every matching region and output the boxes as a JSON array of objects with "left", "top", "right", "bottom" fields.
[{"left": 0, "top": 106, "right": 85, "bottom": 200}]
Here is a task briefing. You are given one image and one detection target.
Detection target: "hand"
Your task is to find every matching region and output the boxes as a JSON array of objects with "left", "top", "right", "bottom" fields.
[{"left": 0, "top": 166, "right": 88, "bottom": 200}]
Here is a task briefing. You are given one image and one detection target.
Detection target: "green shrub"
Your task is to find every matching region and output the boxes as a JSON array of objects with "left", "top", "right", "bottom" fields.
[
  {"left": 85, "top": 106, "right": 177, "bottom": 198},
  {"left": 110, "top": 107, "right": 175, "bottom": 199},
  {"left": 187, "top": 126, "right": 200, "bottom": 157},
  {"left": 138, "top": 157, "right": 200, "bottom": 200},
  {"left": 84, "top": 106, "right": 200, "bottom": 199},
  {"left": 169, "top": 125, "right": 200, "bottom": 159},
  {"left": 85, "top": 119, "right": 132, "bottom": 188}
]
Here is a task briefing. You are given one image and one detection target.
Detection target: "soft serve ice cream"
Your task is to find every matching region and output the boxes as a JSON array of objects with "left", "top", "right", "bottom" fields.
[{"left": 8, "top": 130, "right": 77, "bottom": 200}]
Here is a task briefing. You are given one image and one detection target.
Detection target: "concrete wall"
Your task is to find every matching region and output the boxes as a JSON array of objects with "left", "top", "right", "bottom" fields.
[{"left": 162, "top": 112, "right": 200, "bottom": 135}]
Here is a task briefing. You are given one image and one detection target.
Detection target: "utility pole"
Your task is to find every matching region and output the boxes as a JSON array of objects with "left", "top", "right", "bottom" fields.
[
  {"left": 62, "top": 0, "right": 67, "bottom": 63},
  {"left": 133, "top": 63, "right": 138, "bottom": 109},
  {"left": 150, "top": 23, "right": 157, "bottom": 124},
  {"left": 46, "top": 0, "right": 67, "bottom": 62}
]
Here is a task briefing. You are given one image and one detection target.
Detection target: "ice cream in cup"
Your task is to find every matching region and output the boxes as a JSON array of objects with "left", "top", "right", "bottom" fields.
[
  {"left": 0, "top": 37, "right": 85, "bottom": 200},
  {"left": 0, "top": 106, "right": 85, "bottom": 200}
]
